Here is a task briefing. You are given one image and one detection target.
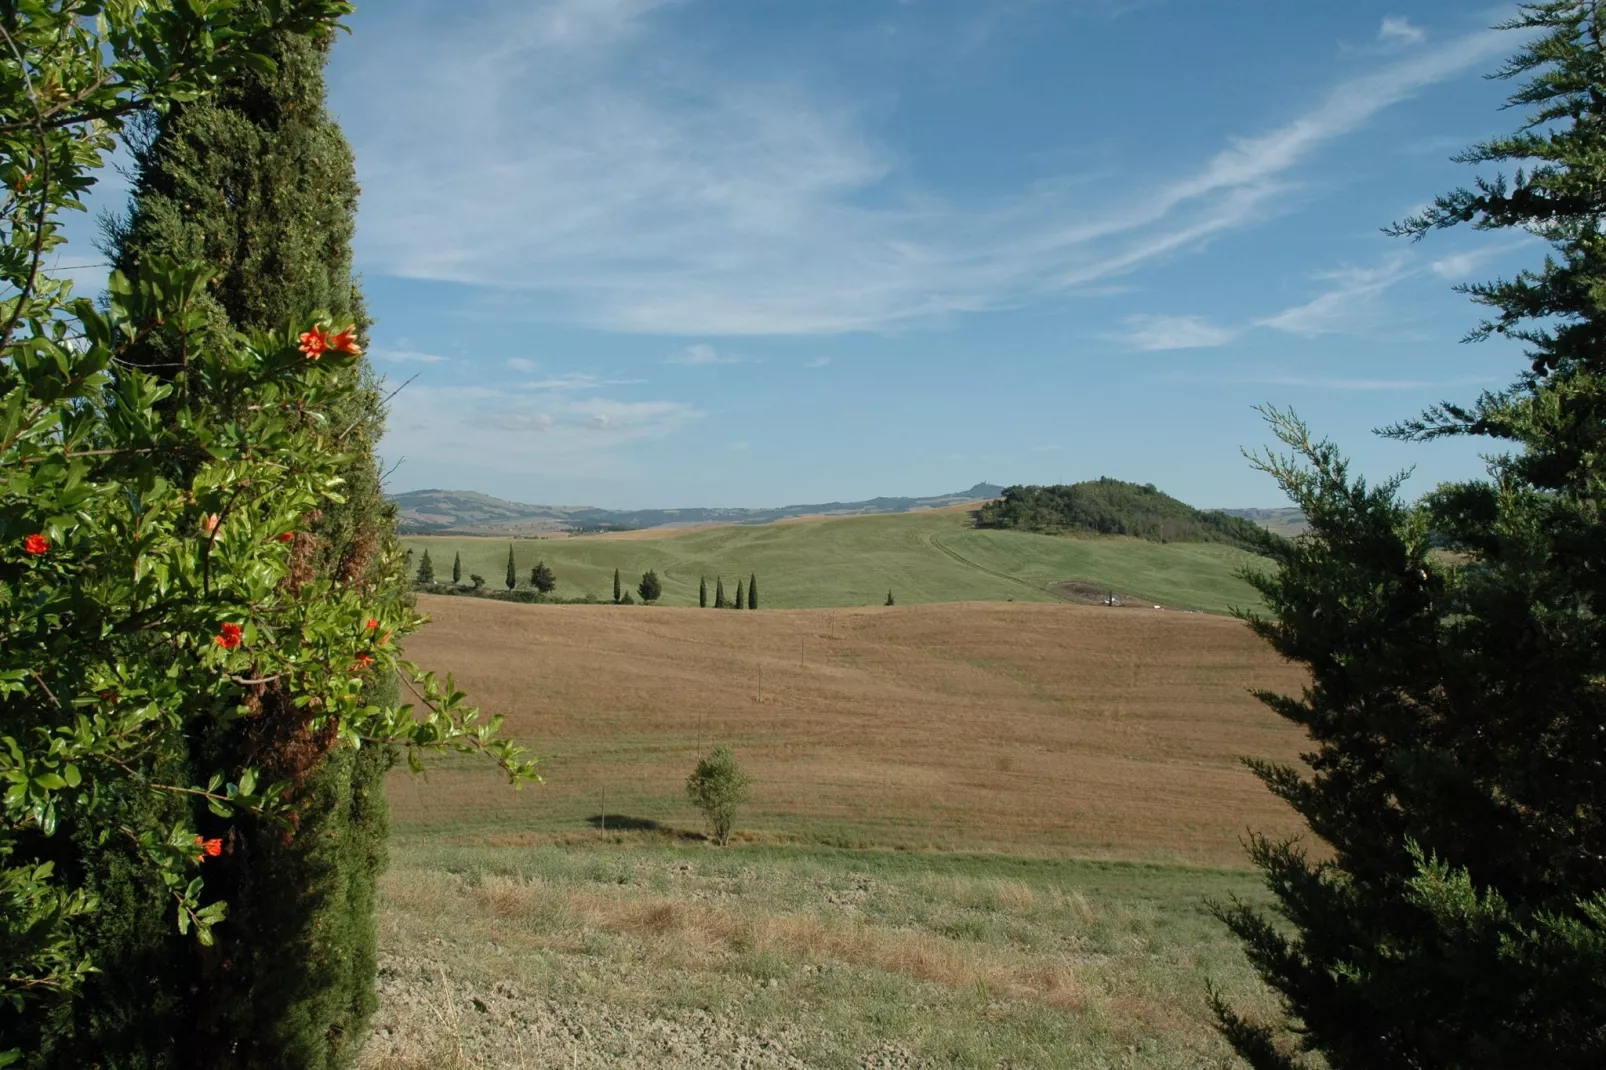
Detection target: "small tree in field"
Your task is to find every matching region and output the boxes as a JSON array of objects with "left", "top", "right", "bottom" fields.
[
  {"left": 505, "top": 544, "right": 517, "bottom": 590},
  {"left": 416, "top": 548, "right": 435, "bottom": 585},
  {"left": 715, "top": 577, "right": 727, "bottom": 608},
  {"left": 469, "top": 573, "right": 486, "bottom": 590},
  {"left": 531, "top": 560, "right": 557, "bottom": 594},
  {"left": 885, "top": 589, "right": 895, "bottom": 606},
  {"left": 733, "top": 579, "right": 745, "bottom": 609},
  {"left": 748, "top": 572, "right": 758, "bottom": 609},
  {"left": 700, "top": 576, "right": 708, "bottom": 608},
  {"left": 686, "top": 746, "right": 752, "bottom": 846},
  {"left": 452, "top": 551, "right": 463, "bottom": 585},
  {"left": 613, "top": 568, "right": 622, "bottom": 604},
  {"left": 638, "top": 570, "right": 663, "bottom": 603}
]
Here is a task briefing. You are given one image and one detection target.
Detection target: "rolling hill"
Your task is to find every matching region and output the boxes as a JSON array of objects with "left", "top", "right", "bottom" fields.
[
  {"left": 391, "top": 482, "right": 1006, "bottom": 536},
  {"left": 402, "top": 505, "right": 1267, "bottom": 614}
]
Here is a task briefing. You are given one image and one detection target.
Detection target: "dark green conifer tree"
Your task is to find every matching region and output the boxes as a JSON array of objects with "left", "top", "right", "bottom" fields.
[
  {"left": 748, "top": 573, "right": 757, "bottom": 610},
  {"left": 531, "top": 561, "right": 556, "bottom": 594},
  {"left": 452, "top": 551, "right": 462, "bottom": 586},
  {"left": 885, "top": 590, "right": 894, "bottom": 606},
  {"left": 416, "top": 548, "right": 434, "bottom": 585},
  {"left": 638, "top": 570, "right": 662, "bottom": 603},
  {"left": 1214, "top": 7, "right": 1606, "bottom": 1067},
  {"left": 62, "top": 9, "right": 404, "bottom": 1066},
  {"left": 715, "top": 577, "right": 727, "bottom": 609},
  {"left": 699, "top": 576, "right": 708, "bottom": 608},
  {"left": 733, "top": 579, "right": 744, "bottom": 609},
  {"left": 505, "top": 544, "right": 517, "bottom": 590},
  {"left": 613, "top": 568, "right": 622, "bottom": 604}
]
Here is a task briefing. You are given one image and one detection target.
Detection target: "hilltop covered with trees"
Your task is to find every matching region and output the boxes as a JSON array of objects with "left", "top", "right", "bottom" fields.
[{"left": 975, "top": 479, "right": 1273, "bottom": 553}]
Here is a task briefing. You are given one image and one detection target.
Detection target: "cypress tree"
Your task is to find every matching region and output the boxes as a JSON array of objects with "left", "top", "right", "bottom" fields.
[
  {"left": 715, "top": 577, "right": 727, "bottom": 609},
  {"left": 613, "top": 568, "right": 622, "bottom": 604},
  {"left": 1214, "top": 8, "right": 1606, "bottom": 1066},
  {"left": 638, "top": 570, "right": 662, "bottom": 603},
  {"left": 452, "top": 551, "right": 462, "bottom": 586},
  {"left": 699, "top": 576, "right": 708, "bottom": 608},
  {"left": 885, "top": 590, "right": 894, "bottom": 606},
  {"left": 505, "top": 543, "right": 517, "bottom": 590},
  {"left": 416, "top": 548, "right": 434, "bottom": 585},
  {"left": 69, "top": 11, "right": 403, "bottom": 1066},
  {"left": 733, "top": 579, "right": 744, "bottom": 609},
  {"left": 748, "top": 573, "right": 758, "bottom": 610}
]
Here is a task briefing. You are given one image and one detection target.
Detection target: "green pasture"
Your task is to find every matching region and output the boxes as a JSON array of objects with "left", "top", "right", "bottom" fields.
[{"left": 401, "top": 509, "right": 1266, "bottom": 615}]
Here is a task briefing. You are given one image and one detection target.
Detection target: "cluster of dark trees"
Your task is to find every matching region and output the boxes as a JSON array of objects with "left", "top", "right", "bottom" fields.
[
  {"left": 976, "top": 478, "right": 1270, "bottom": 552},
  {"left": 412, "top": 546, "right": 558, "bottom": 595},
  {"left": 697, "top": 573, "right": 760, "bottom": 609}
]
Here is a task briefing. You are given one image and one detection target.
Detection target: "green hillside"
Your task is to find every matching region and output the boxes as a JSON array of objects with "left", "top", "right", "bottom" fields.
[
  {"left": 402, "top": 507, "right": 1266, "bottom": 615},
  {"left": 978, "top": 479, "right": 1272, "bottom": 552}
]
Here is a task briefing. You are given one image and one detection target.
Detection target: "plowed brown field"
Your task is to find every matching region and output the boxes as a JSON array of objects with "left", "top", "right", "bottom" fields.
[{"left": 392, "top": 596, "right": 1308, "bottom": 866}]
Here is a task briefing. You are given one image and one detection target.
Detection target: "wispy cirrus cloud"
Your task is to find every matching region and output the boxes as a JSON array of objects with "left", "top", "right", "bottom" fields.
[
  {"left": 1378, "top": 17, "right": 1427, "bottom": 47},
  {"left": 523, "top": 373, "right": 646, "bottom": 390},
  {"left": 1111, "top": 313, "right": 1235, "bottom": 351},
  {"left": 341, "top": 3, "right": 1505, "bottom": 336},
  {"left": 372, "top": 348, "right": 450, "bottom": 364},
  {"left": 667, "top": 343, "right": 744, "bottom": 365},
  {"left": 1254, "top": 255, "right": 1417, "bottom": 336}
]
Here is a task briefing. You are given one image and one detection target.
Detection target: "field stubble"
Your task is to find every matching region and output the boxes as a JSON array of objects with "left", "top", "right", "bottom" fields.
[{"left": 370, "top": 596, "right": 1308, "bottom": 1067}]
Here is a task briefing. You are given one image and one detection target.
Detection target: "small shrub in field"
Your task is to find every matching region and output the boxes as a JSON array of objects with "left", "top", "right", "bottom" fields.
[
  {"left": 686, "top": 746, "right": 752, "bottom": 846},
  {"left": 469, "top": 573, "right": 486, "bottom": 589},
  {"left": 638, "top": 570, "right": 662, "bottom": 603}
]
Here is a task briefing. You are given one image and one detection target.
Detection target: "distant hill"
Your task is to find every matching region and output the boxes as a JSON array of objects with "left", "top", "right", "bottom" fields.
[
  {"left": 975, "top": 479, "right": 1274, "bottom": 553},
  {"left": 1218, "top": 507, "right": 1309, "bottom": 538},
  {"left": 390, "top": 482, "right": 1006, "bottom": 536}
]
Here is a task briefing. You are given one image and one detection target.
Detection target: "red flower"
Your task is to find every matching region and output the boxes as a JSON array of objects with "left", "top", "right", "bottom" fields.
[
  {"left": 277, "top": 531, "right": 296, "bottom": 543},
  {"left": 194, "top": 835, "right": 223, "bottom": 860},
  {"left": 214, "top": 622, "right": 243, "bottom": 650},
  {"left": 298, "top": 326, "right": 329, "bottom": 360},
  {"left": 365, "top": 618, "right": 380, "bottom": 630},
  {"left": 329, "top": 326, "right": 363, "bottom": 356},
  {"left": 353, "top": 653, "right": 375, "bottom": 670},
  {"left": 22, "top": 533, "right": 48, "bottom": 555}
]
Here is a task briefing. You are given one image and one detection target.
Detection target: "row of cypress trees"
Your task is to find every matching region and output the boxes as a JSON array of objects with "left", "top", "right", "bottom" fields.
[
  {"left": 700, "top": 573, "right": 758, "bottom": 609},
  {"left": 36, "top": 11, "right": 401, "bottom": 1067}
]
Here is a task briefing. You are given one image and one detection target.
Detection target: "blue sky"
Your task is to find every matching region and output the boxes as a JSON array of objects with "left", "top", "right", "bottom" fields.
[{"left": 168, "top": 3, "right": 1561, "bottom": 507}]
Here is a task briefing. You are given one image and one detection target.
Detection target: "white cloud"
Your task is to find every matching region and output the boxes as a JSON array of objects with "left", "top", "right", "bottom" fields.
[
  {"left": 372, "top": 348, "right": 449, "bottom": 364},
  {"left": 343, "top": 6, "right": 1504, "bottom": 336},
  {"left": 1112, "top": 313, "right": 1234, "bottom": 350},
  {"left": 1379, "top": 17, "right": 1426, "bottom": 47},
  {"left": 804, "top": 356, "right": 832, "bottom": 368},
  {"left": 522, "top": 373, "right": 646, "bottom": 390},
  {"left": 667, "top": 343, "right": 743, "bottom": 365},
  {"left": 382, "top": 382, "right": 703, "bottom": 479},
  {"left": 507, "top": 357, "right": 539, "bottom": 372},
  {"left": 1255, "top": 255, "right": 1417, "bottom": 336}
]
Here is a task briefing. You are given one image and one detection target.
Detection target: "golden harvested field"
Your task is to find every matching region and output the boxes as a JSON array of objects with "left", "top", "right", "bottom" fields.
[{"left": 391, "top": 596, "right": 1307, "bottom": 867}]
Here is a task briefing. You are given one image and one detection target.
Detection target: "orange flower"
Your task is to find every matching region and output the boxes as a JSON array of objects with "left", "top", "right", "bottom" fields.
[
  {"left": 329, "top": 326, "right": 362, "bottom": 356},
  {"left": 200, "top": 513, "right": 221, "bottom": 536},
  {"left": 277, "top": 531, "right": 296, "bottom": 543},
  {"left": 365, "top": 618, "right": 380, "bottom": 630},
  {"left": 22, "top": 533, "right": 48, "bottom": 555},
  {"left": 214, "top": 622, "right": 243, "bottom": 650},
  {"left": 298, "top": 326, "right": 329, "bottom": 360},
  {"left": 194, "top": 835, "right": 223, "bottom": 860},
  {"left": 353, "top": 653, "right": 375, "bottom": 670}
]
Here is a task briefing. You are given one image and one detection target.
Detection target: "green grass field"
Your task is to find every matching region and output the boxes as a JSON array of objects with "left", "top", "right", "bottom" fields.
[{"left": 402, "top": 508, "right": 1266, "bottom": 615}]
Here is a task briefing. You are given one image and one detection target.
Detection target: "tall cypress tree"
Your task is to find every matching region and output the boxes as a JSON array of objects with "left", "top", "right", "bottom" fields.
[
  {"left": 452, "top": 551, "right": 462, "bottom": 586},
  {"left": 699, "top": 576, "right": 708, "bottom": 608},
  {"left": 416, "top": 548, "right": 434, "bottom": 585},
  {"left": 733, "top": 579, "right": 744, "bottom": 609},
  {"left": 715, "top": 577, "right": 727, "bottom": 609},
  {"left": 505, "top": 543, "right": 517, "bottom": 590},
  {"left": 748, "top": 573, "right": 758, "bottom": 610},
  {"left": 73, "top": 10, "right": 402, "bottom": 1066},
  {"left": 613, "top": 568, "right": 622, "bottom": 604},
  {"left": 1214, "top": 7, "right": 1606, "bottom": 1066}
]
